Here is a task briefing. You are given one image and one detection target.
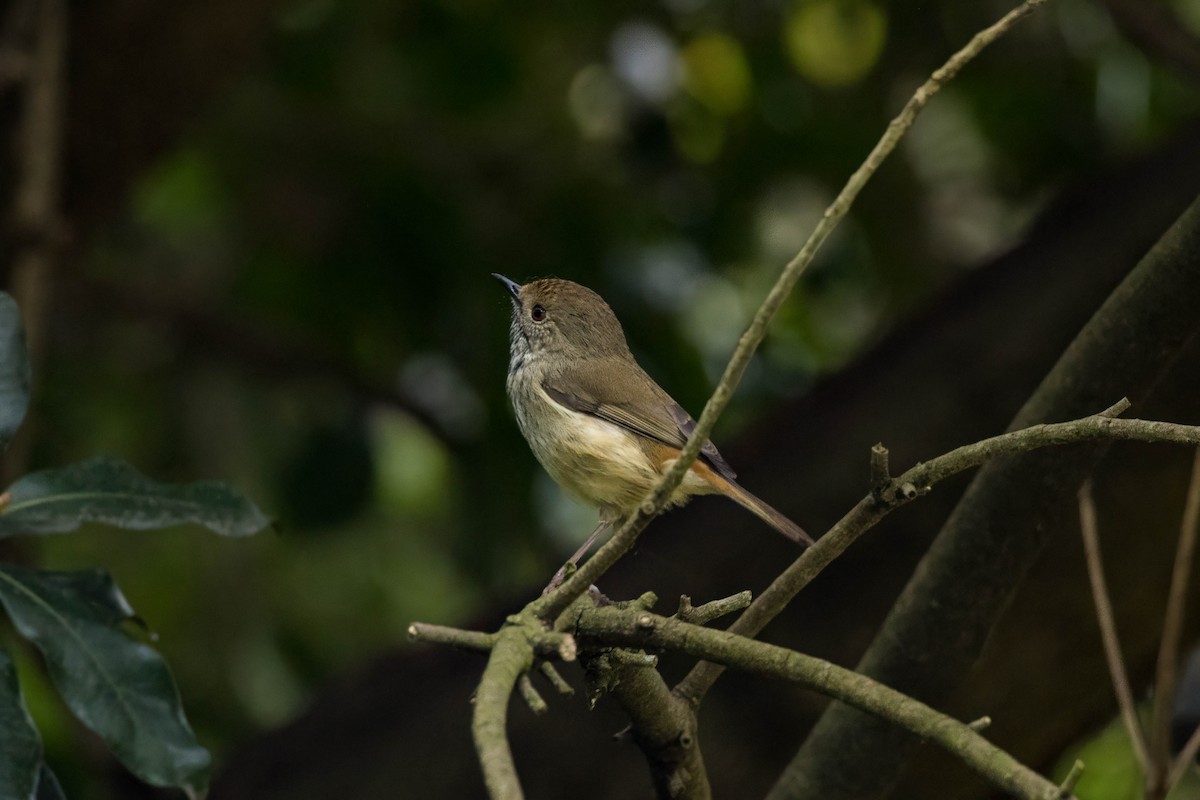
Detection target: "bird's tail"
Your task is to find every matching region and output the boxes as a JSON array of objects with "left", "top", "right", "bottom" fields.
[{"left": 717, "top": 476, "right": 813, "bottom": 546}]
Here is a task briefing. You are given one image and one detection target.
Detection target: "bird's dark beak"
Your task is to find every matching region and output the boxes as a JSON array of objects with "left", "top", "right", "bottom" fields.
[{"left": 492, "top": 273, "right": 522, "bottom": 301}]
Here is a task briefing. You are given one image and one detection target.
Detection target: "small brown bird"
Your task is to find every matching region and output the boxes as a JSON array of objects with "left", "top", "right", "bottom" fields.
[{"left": 495, "top": 274, "right": 811, "bottom": 571}]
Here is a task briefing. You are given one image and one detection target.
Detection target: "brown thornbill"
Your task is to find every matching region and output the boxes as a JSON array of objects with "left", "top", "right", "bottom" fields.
[{"left": 495, "top": 274, "right": 811, "bottom": 580}]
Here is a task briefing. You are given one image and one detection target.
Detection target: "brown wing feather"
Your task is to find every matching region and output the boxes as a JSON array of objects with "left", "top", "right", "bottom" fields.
[{"left": 543, "top": 358, "right": 737, "bottom": 481}]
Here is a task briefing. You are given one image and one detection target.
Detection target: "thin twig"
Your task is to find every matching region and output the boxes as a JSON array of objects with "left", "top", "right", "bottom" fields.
[
  {"left": 869, "top": 443, "right": 890, "bottom": 491},
  {"left": 1056, "top": 760, "right": 1085, "bottom": 798},
  {"left": 533, "top": 0, "right": 1052, "bottom": 626},
  {"left": 517, "top": 674, "right": 547, "bottom": 715},
  {"left": 1167, "top": 721, "right": 1200, "bottom": 790},
  {"left": 408, "top": 622, "right": 498, "bottom": 653},
  {"left": 538, "top": 661, "right": 574, "bottom": 696},
  {"left": 1153, "top": 447, "right": 1200, "bottom": 791},
  {"left": 675, "top": 591, "right": 752, "bottom": 626},
  {"left": 1078, "top": 480, "right": 1152, "bottom": 773}
]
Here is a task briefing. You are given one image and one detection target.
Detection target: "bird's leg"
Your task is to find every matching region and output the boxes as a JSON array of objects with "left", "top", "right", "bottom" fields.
[{"left": 542, "top": 518, "right": 610, "bottom": 595}]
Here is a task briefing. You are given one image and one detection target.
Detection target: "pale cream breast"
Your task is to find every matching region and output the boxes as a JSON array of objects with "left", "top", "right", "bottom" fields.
[{"left": 512, "top": 381, "right": 710, "bottom": 516}]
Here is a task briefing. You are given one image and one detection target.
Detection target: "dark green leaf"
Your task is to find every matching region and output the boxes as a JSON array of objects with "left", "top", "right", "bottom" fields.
[
  {"left": 0, "top": 456, "right": 270, "bottom": 539},
  {"left": 0, "top": 292, "right": 31, "bottom": 450},
  {"left": 0, "top": 565, "right": 210, "bottom": 793},
  {"left": 34, "top": 766, "right": 65, "bottom": 800},
  {"left": 0, "top": 646, "right": 42, "bottom": 800}
]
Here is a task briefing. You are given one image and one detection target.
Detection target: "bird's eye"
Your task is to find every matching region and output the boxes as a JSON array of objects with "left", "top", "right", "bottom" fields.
[{"left": 531, "top": 305, "right": 546, "bottom": 322}]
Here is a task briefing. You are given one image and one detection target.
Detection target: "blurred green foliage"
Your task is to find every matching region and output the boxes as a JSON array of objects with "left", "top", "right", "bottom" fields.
[
  {"left": 14, "top": 0, "right": 1200, "bottom": 794},
  {"left": 1054, "top": 713, "right": 1200, "bottom": 800}
]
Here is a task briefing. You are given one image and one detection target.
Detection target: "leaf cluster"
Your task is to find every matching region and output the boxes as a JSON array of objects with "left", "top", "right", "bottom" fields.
[{"left": 0, "top": 294, "right": 270, "bottom": 799}]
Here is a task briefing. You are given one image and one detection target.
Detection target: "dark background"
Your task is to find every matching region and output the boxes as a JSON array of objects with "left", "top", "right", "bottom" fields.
[{"left": 3, "top": 0, "right": 1200, "bottom": 798}]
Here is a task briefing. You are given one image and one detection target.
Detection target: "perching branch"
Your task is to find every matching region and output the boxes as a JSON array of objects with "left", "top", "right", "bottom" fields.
[{"left": 532, "top": 0, "right": 1051, "bottom": 627}]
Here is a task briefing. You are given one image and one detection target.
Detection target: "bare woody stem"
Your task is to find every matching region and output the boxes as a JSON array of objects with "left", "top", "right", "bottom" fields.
[
  {"left": 1168, "top": 721, "right": 1200, "bottom": 790},
  {"left": 408, "top": 622, "right": 497, "bottom": 653},
  {"left": 1150, "top": 447, "right": 1200, "bottom": 794},
  {"left": 574, "top": 603, "right": 1074, "bottom": 800},
  {"left": 532, "top": 0, "right": 1051, "bottom": 626},
  {"left": 675, "top": 409, "right": 1200, "bottom": 705},
  {"left": 1077, "top": 480, "right": 1151, "bottom": 772}
]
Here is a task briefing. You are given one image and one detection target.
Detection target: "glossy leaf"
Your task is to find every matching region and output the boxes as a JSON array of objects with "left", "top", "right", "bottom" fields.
[
  {"left": 0, "top": 565, "right": 211, "bottom": 793},
  {"left": 0, "top": 292, "right": 31, "bottom": 450},
  {"left": 0, "top": 646, "right": 42, "bottom": 800},
  {"left": 0, "top": 456, "right": 271, "bottom": 539}
]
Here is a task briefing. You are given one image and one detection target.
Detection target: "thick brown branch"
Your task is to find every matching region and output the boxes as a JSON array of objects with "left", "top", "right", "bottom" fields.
[{"left": 582, "top": 645, "right": 710, "bottom": 800}]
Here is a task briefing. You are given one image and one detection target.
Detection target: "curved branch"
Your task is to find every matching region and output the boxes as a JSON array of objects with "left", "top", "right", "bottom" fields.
[
  {"left": 675, "top": 411, "right": 1200, "bottom": 704},
  {"left": 575, "top": 603, "right": 1073, "bottom": 800},
  {"left": 471, "top": 627, "right": 534, "bottom": 800}
]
